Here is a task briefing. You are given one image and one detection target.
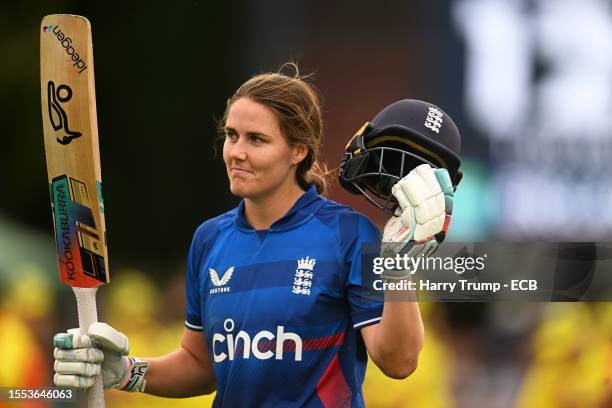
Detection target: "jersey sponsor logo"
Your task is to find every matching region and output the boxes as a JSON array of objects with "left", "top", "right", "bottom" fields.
[
  {"left": 293, "top": 256, "right": 316, "bottom": 296},
  {"left": 212, "top": 319, "right": 303, "bottom": 362},
  {"left": 209, "top": 266, "right": 234, "bottom": 294},
  {"left": 424, "top": 106, "right": 444, "bottom": 133}
]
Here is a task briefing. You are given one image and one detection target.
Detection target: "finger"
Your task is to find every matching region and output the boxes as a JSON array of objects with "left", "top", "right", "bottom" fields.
[
  {"left": 414, "top": 192, "right": 444, "bottom": 224},
  {"left": 383, "top": 215, "right": 413, "bottom": 244},
  {"left": 416, "top": 164, "right": 442, "bottom": 196},
  {"left": 54, "top": 360, "right": 100, "bottom": 377},
  {"left": 392, "top": 182, "right": 411, "bottom": 211},
  {"left": 54, "top": 332, "right": 93, "bottom": 349},
  {"left": 400, "top": 170, "right": 431, "bottom": 207},
  {"left": 54, "top": 347, "right": 104, "bottom": 363},
  {"left": 434, "top": 169, "right": 454, "bottom": 218},
  {"left": 54, "top": 373, "right": 95, "bottom": 390},
  {"left": 399, "top": 206, "right": 416, "bottom": 235},
  {"left": 88, "top": 322, "right": 130, "bottom": 355},
  {"left": 414, "top": 214, "right": 445, "bottom": 242},
  {"left": 434, "top": 168, "right": 454, "bottom": 197}
]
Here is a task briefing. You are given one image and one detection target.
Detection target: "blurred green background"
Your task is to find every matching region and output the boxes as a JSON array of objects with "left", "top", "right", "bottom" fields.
[{"left": 1, "top": 0, "right": 611, "bottom": 407}]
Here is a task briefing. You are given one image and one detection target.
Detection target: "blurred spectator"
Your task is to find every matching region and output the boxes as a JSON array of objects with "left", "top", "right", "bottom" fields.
[
  {"left": 0, "top": 263, "right": 54, "bottom": 408},
  {"left": 515, "top": 303, "right": 612, "bottom": 408}
]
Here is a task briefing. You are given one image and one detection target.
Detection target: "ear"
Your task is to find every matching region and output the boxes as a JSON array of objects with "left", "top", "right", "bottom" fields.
[{"left": 292, "top": 144, "right": 309, "bottom": 165}]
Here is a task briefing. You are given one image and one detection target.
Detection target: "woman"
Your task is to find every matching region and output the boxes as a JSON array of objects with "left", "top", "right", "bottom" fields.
[{"left": 53, "top": 65, "right": 451, "bottom": 407}]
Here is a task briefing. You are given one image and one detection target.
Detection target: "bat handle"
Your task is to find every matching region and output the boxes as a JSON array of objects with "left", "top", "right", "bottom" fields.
[{"left": 73, "top": 287, "right": 105, "bottom": 408}]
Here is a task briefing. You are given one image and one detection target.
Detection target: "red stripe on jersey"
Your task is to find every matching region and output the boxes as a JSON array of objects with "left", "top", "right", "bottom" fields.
[
  {"left": 316, "top": 353, "right": 352, "bottom": 408},
  {"left": 302, "top": 338, "right": 315, "bottom": 349},
  {"left": 236, "top": 333, "right": 347, "bottom": 356},
  {"left": 316, "top": 335, "right": 329, "bottom": 350},
  {"left": 257, "top": 339, "right": 274, "bottom": 353},
  {"left": 303, "top": 332, "right": 345, "bottom": 351}
]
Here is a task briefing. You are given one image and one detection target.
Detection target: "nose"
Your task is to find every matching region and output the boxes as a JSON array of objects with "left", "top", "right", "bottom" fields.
[{"left": 226, "top": 136, "right": 248, "bottom": 162}]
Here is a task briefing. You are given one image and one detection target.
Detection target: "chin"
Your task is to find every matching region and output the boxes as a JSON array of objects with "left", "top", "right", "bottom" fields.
[
  {"left": 229, "top": 184, "right": 248, "bottom": 198},
  {"left": 230, "top": 181, "right": 275, "bottom": 200},
  {"left": 230, "top": 181, "right": 256, "bottom": 198}
]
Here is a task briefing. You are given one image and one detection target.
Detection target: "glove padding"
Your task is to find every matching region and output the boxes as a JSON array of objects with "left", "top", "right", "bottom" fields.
[
  {"left": 53, "top": 322, "right": 149, "bottom": 392},
  {"left": 382, "top": 164, "right": 455, "bottom": 279}
]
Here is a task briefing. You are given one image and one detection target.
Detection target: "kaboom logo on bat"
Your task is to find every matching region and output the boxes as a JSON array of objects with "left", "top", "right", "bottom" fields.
[{"left": 47, "top": 81, "right": 82, "bottom": 145}]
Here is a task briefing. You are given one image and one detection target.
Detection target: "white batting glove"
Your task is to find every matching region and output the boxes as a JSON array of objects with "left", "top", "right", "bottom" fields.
[
  {"left": 53, "top": 322, "right": 149, "bottom": 392},
  {"left": 382, "top": 164, "right": 455, "bottom": 279}
]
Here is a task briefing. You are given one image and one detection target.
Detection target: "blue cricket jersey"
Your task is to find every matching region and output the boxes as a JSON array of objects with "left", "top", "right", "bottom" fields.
[{"left": 185, "top": 185, "right": 383, "bottom": 407}]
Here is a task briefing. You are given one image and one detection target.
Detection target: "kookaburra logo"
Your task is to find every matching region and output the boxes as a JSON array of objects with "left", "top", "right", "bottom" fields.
[
  {"left": 47, "top": 81, "right": 82, "bottom": 145},
  {"left": 209, "top": 267, "right": 234, "bottom": 294}
]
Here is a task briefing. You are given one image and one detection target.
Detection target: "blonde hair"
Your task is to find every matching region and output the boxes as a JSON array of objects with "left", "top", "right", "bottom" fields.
[{"left": 219, "top": 63, "right": 329, "bottom": 194}]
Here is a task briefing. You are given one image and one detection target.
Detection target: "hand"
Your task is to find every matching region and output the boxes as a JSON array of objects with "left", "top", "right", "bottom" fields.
[
  {"left": 381, "top": 164, "right": 455, "bottom": 279},
  {"left": 53, "top": 322, "right": 149, "bottom": 392}
]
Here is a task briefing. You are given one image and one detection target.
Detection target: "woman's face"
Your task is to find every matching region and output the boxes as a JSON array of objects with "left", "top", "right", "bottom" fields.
[{"left": 223, "top": 97, "right": 306, "bottom": 200}]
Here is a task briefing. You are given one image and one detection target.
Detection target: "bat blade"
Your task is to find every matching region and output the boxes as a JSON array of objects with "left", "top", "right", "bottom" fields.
[
  {"left": 41, "top": 14, "right": 108, "bottom": 407},
  {"left": 40, "top": 14, "right": 108, "bottom": 289}
]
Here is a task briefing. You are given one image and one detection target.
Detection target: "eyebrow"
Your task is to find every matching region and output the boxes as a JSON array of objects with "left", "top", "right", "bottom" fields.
[{"left": 224, "top": 126, "right": 270, "bottom": 138}]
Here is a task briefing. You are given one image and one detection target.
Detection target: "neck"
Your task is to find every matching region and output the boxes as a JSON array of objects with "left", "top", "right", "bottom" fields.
[{"left": 244, "top": 181, "right": 306, "bottom": 230}]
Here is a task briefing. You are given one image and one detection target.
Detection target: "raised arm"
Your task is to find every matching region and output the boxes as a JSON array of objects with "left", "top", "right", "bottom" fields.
[
  {"left": 360, "top": 164, "right": 454, "bottom": 379},
  {"left": 360, "top": 301, "right": 424, "bottom": 379}
]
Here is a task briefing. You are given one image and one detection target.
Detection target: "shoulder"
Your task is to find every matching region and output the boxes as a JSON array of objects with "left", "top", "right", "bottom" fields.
[
  {"left": 315, "top": 196, "right": 381, "bottom": 242},
  {"left": 187, "top": 208, "right": 238, "bottom": 274},
  {"left": 190, "top": 207, "right": 238, "bottom": 249}
]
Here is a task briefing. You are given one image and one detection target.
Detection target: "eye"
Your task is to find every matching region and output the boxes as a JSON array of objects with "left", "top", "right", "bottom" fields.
[
  {"left": 248, "top": 133, "right": 268, "bottom": 146},
  {"left": 225, "top": 130, "right": 238, "bottom": 142},
  {"left": 251, "top": 135, "right": 263, "bottom": 144}
]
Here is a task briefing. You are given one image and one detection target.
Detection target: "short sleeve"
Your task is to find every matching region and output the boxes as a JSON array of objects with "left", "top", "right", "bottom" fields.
[
  {"left": 343, "top": 214, "right": 384, "bottom": 329},
  {"left": 185, "top": 225, "right": 205, "bottom": 331}
]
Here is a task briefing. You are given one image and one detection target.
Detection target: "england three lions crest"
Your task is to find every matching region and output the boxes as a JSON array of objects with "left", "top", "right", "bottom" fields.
[{"left": 292, "top": 256, "right": 315, "bottom": 296}]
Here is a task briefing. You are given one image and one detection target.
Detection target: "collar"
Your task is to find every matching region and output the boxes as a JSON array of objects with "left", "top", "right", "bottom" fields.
[{"left": 235, "top": 185, "right": 324, "bottom": 232}]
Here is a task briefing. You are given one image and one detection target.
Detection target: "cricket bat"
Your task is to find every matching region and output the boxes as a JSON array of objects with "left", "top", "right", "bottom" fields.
[{"left": 40, "top": 14, "right": 108, "bottom": 407}]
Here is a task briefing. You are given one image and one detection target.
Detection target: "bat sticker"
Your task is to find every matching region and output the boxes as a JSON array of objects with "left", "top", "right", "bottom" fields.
[
  {"left": 47, "top": 81, "right": 83, "bottom": 145},
  {"left": 51, "top": 175, "right": 107, "bottom": 287}
]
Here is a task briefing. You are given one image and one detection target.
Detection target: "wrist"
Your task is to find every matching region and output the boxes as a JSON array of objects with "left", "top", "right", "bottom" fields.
[{"left": 115, "top": 356, "right": 150, "bottom": 393}]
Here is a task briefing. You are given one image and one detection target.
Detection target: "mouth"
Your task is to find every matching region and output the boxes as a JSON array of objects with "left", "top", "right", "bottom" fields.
[{"left": 229, "top": 167, "right": 254, "bottom": 177}]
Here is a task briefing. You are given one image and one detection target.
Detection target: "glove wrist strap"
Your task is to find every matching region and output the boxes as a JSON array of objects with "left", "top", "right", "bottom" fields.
[{"left": 116, "top": 357, "right": 149, "bottom": 393}]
